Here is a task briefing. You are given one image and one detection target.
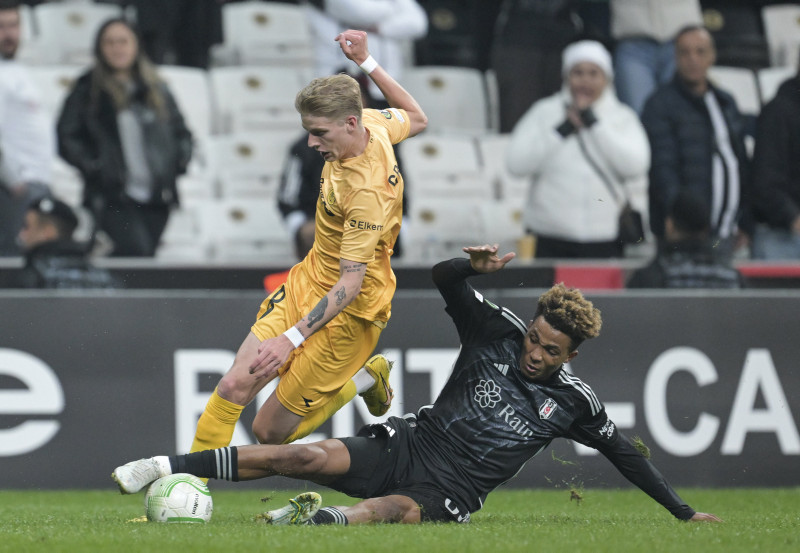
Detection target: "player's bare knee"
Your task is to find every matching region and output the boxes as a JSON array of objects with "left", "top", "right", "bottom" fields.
[
  {"left": 252, "top": 423, "right": 284, "bottom": 445},
  {"left": 217, "top": 372, "right": 253, "bottom": 405}
]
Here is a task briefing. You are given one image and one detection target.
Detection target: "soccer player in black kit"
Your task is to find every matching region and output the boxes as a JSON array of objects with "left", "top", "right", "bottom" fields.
[{"left": 113, "top": 244, "right": 721, "bottom": 525}]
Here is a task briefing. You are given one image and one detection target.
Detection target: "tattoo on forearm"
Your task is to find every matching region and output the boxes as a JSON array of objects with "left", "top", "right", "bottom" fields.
[
  {"left": 335, "top": 286, "right": 346, "bottom": 306},
  {"left": 343, "top": 262, "right": 365, "bottom": 274},
  {"left": 307, "top": 296, "right": 328, "bottom": 328}
]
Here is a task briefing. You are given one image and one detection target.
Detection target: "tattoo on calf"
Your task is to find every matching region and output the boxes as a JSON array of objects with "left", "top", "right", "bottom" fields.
[{"left": 307, "top": 296, "right": 328, "bottom": 328}]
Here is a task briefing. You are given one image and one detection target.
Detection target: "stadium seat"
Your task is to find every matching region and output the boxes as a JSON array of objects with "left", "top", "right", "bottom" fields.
[
  {"left": 398, "top": 134, "right": 491, "bottom": 200},
  {"left": 761, "top": 4, "right": 800, "bottom": 69},
  {"left": 475, "top": 133, "right": 527, "bottom": 202},
  {"left": 209, "top": 66, "right": 309, "bottom": 133},
  {"left": 214, "top": 1, "right": 314, "bottom": 68},
  {"left": 702, "top": 2, "right": 770, "bottom": 69},
  {"left": 158, "top": 65, "right": 214, "bottom": 139},
  {"left": 33, "top": 2, "right": 123, "bottom": 65},
  {"left": 405, "top": 198, "right": 488, "bottom": 263},
  {"left": 480, "top": 200, "right": 525, "bottom": 256},
  {"left": 27, "top": 65, "right": 84, "bottom": 128},
  {"left": 156, "top": 202, "right": 213, "bottom": 262},
  {"left": 209, "top": 130, "right": 297, "bottom": 200},
  {"left": 401, "top": 66, "right": 493, "bottom": 134},
  {"left": 708, "top": 66, "right": 760, "bottom": 115},
  {"left": 201, "top": 198, "right": 294, "bottom": 263},
  {"left": 15, "top": 4, "right": 42, "bottom": 64},
  {"left": 757, "top": 65, "right": 795, "bottom": 105}
]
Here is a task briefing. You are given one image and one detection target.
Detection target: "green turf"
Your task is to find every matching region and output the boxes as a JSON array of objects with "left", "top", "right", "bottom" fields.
[{"left": 1, "top": 488, "right": 798, "bottom": 553}]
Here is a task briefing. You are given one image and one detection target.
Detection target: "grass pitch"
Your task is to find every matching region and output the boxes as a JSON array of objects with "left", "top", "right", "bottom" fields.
[{"left": 1, "top": 488, "right": 798, "bottom": 553}]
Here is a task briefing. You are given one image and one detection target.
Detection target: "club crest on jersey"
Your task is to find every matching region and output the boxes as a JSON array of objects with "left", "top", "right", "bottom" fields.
[{"left": 538, "top": 398, "right": 558, "bottom": 420}]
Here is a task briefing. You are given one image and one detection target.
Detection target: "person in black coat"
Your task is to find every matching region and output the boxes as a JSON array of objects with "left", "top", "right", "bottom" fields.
[
  {"left": 627, "top": 188, "right": 743, "bottom": 289},
  {"left": 750, "top": 70, "right": 800, "bottom": 259},
  {"left": 56, "top": 18, "right": 193, "bottom": 257},
  {"left": 8, "top": 196, "right": 117, "bottom": 289},
  {"left": 641, "top": 25, "right": 751, "bottom": 254}
]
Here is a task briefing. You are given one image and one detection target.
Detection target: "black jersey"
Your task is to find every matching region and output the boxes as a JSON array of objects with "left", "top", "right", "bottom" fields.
[{"left": 396, "top": 257, "right": 695, "bottom": 520}]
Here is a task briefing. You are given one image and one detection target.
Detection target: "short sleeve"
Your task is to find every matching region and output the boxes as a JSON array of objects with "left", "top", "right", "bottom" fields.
[{"left": 367, "top": 108, "right": 411, "bottom": 145}]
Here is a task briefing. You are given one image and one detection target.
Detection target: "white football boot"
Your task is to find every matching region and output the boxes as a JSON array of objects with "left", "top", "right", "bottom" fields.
[{"left": 111, "top": 456, "right": 171, "bottom": 494}]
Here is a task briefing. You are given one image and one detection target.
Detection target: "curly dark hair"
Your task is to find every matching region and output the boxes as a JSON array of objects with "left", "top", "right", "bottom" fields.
[{"left": 534, "top": 283, "right": 602, "bottom": 350}]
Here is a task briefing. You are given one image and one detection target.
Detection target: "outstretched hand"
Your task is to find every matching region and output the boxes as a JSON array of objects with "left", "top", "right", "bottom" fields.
[
  {"left": 335, "top": 29, "right": 370, "bottom": 65},
  {"left": 689, "top": 512, "right": 723, "bottom": 522},
  {"left": 464, "top": 244, "right": 515, "bottom": 274}
]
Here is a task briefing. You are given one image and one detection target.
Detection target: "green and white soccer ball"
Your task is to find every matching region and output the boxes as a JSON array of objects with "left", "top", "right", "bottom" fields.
[{"left": 144, "top": 473, "right": 213, "bottom": 523}]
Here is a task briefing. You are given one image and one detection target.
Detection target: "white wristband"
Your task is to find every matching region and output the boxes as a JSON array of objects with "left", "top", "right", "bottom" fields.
[
  {"left": 359, "top": 55, "right": 378, "bottom": 74},
  {"left": 283, "top": 326, "right": 305, "bottom": 348}
]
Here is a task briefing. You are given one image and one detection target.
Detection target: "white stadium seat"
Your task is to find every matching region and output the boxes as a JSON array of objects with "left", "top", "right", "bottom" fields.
[
  {"left": 708, "top": 66, "right": 760, "bottom": 115},
  {"left": 757, "top": 65, "right": 795, "bottom": 105},
  {"left": 405, "top": 198, "right": 488, "bottom": 263},
  {"left": 215, "top": 1, "right": 314, "bottom": 68},
  {"left": 475, "top": 133, "right": 528, "bottom": 202},
  {"left": 158, "top": 65, "right": 214, "bottom": 139},
  {"left": 209, "top": 130, "right": 297, "bottom": 200},
  {"left": 401, "top": 66, "right": 492, "bottom": 134},
  {"left": 761, "top": 4, "right": 800, "bottom": 69},
  {"left": 201, "top": 199, "right": 293, "bottom": 263},
  {"left": 399, "top": 134, "right": 491, "bottom": 200},
  {"left": 27, "top": 65, "right": 84, "bottom": 128},
  {"left": 209, "top": 66, "right": 309, "bottom": 133},
  {"left": 33, "top": 2, "right": 122, "bottom": 65}
]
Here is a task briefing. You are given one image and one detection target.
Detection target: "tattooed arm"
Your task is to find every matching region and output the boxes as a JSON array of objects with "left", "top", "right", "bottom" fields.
[
  {"left": 248, "top": 258, "right": 367, "bottom": 378},
  {"left": 297, "top": 258, "right": 366, "bottom": 335}
]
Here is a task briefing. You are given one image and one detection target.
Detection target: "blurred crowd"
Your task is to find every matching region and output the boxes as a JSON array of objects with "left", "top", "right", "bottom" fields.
[{"left": 0, "top": 0, "right": 798, "bottom": 290}]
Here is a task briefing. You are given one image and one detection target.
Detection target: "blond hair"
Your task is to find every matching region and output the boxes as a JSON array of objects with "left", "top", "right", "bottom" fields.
[
  {"left": 295, "top": 74, "right": 363, "bottom": 121},
  {"left": 535, "top": 283, "right": 602, "bottom": 350}
]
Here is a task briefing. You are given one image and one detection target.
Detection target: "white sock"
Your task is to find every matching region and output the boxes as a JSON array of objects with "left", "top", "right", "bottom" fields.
[
  {"left": 154, "top": 455, "right": 172, "bottom": 477},
  {"left": 352, "top": 367, "right": 376, "bottom": 394}
]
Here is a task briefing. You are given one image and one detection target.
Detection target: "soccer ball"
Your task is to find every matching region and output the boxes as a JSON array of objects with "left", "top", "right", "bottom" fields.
[{"left": 144, "top": 473, "right": 213, "bottom": 523}]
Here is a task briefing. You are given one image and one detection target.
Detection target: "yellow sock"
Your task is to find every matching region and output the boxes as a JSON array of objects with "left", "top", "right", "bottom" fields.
[
  {"left": 190, "top": 387, "right": 246, "bottom": 453},
  {"left": 283, "top": 380, "right": 357, "bottom": 444}
]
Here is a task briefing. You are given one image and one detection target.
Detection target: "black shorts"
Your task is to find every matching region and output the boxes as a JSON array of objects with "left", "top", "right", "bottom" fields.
[{"left": 331, "top": 416, "right": 472, "bottom": 523}]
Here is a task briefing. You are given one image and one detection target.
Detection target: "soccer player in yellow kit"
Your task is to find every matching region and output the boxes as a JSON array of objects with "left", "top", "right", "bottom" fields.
[{"left": 188, "top": 30, "right": 428, "bottom": 453}]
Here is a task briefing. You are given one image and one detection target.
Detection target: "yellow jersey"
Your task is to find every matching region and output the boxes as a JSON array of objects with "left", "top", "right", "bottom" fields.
[{"left": 287, "top": 107, "right": 411, "bottom": 323}]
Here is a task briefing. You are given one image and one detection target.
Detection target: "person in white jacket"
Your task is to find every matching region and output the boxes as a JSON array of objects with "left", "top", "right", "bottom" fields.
[
  {"left": 506, "top": 40, "right": 650, "bottom": 259},
  {"left": 0, "top": 1, "right": 54, "bottom": 256},
  {"left": 305, "top": 0, "right": 427, "bottom": 104}
]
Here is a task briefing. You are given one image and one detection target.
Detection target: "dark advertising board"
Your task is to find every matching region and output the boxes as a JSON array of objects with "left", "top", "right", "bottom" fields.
[{"left": 1, "top": 289, "right": 798, "bottom": 490}]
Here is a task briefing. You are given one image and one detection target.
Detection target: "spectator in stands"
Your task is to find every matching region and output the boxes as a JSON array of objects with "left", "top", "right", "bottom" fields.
[
  {"left": 610, "top": 0, "right": 703, "bottom": 114},
  {"left": 506, "top": 40, "right": 650, "bottom": 259},
  {"left": 641, "top": 25, "right": 751, "bottom": 255},
  {"left": 8, "top": 196, "right": 117, "bottom": 289},
  {"left": 125, "top": 0, "right": 223, "bottom": 70},
  {"left": 750, "top": 63, "right": 800, "bottom": 260},
  {"left": 491, "top": 0, "right": 584, "bottom": 133},
  {"left": 305, "top": 0, "right": 427, "bottom": 106},
  {"left": 0, "top": 0, "right": 55, "bottom": 256},
  {"left": 278, "top": 131, "right": 324, "bottom": 260},
  {"left": 627, "top": 188, "right": 742, "bottom": 289},
  {"left": 56, "top": 18, "right": 193, "bottom": 257}
]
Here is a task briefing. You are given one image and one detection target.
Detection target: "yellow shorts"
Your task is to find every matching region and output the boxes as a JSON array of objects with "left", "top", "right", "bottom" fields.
[{"left": 252, "top": 284, "right": 383, "bottom": 416}]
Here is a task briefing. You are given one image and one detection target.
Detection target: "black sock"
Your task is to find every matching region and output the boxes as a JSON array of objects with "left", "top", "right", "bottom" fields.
[
  {"left": 169, "top": 447, "right": 239, "bottom": 481},
  {"left": 309, "top": 507, "right": 348, "bottom": 525}
]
